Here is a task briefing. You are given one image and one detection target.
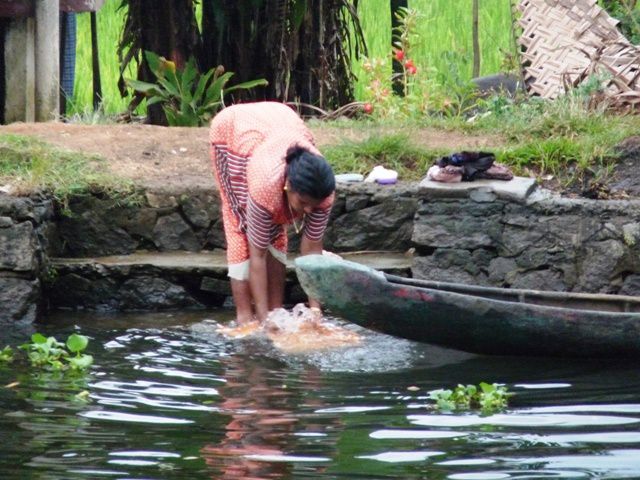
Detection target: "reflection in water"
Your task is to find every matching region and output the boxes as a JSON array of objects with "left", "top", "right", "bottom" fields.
[
  {"left": 201, "top": 355, "right": 335, "bottom": 479},
  {"left": 0, "top": 310, "right": 639, "bottom": 479}
]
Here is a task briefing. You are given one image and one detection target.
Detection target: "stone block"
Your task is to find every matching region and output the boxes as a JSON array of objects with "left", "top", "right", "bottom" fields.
[
  {"left": 326, "top": 197, "right": 417, "bottom": 251},
  {"left": 620, "top": 274, "right": 640, "bottom": 296},
  {"left": 577, "top": 239, "right": 627, "bottom": 292},
  {"left": 181, "top": 193, "right": 217, "bottom": 228},
  {"left": 412, "top": 255, "right": 490, "bottom": 285},
  {"left": 153, "top": 213, "right": 201, "bottom": 251},
  {"left": 200, "top": 276, "right": 232, "bottom": 296},
  {"left": 120, "top": 277, "right": 203, "bottom": 310},
  {"left": 0, "top": 221, "right": 37, "bottom": 271},
  {"left": 508, "top": 269, "right": 567, "bottom": 291},
  {"left": 412, "top": 214, "right": 500, "bottom": 250},
  {"left": 0, "top": 275, "right": 39, "bottom": 325}
]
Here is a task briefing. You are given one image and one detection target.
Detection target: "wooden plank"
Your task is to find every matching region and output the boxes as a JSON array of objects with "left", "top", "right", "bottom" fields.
[
  {"left": 0, "top": 0, "right": 34, "bottom": 18},
  {"left": 60, "top": 0, "right": 105, "bottom": 12},
  {"left": 0, "top": 0, "right": 104, "bottom": 17}
]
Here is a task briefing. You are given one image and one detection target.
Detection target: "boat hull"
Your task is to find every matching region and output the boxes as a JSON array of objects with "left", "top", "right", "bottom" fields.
[{"left": 295, "top": 255, "right": 640, "bottom": 358}]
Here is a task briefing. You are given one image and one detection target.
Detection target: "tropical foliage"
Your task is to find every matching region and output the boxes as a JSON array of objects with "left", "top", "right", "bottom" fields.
[
  {"left": 601, "top": 0, "right": 640, "bottom": 42},
  {"left": 117, "top": 0, "right": 365, "bottom": 122},
  {"left": 125, "top": 51, "right": 268, "bottom": 126}
]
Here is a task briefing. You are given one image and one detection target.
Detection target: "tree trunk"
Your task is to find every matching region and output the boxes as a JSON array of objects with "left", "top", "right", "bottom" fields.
[
  {"left": 199, "top": 0, "right": 363, "bottom": 110},
  {"left": 391, "top": 0, "right": 408, "bottom": 96},
  {"left": 119, "top": 0, "right": 200, "bottom": 124},
  {"left": 123, "top": 0, "right": 364, "bottom": 116},
  {"left": 472, "top": 0, "right": 480, "bottom": 78}
]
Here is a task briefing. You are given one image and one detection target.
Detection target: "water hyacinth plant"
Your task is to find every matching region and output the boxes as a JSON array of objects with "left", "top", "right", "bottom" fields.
[
  {"left": 126, "top": 51, "right": 268, "bottom": 126},
  {"left": 428, "top": 382, "right": 512, "bottom": 413},
  {"left": 19, "top": 333, "right": 93, "bottom": 372},
  {"left": 0, "top": 346, "right": 13, "bottom": 363}
]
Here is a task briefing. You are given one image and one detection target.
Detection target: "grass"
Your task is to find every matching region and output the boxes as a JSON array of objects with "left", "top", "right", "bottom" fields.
[
  {"left": 353, "top": 0, "right": 514, "bottom": 99},
  {"left": 0, "top": 134, "right": 136, "bottom": 205},
  {"left": 323, "top": 87, "right": 640, "bottom": 188},
  {"left": 68, "top": 0, "right": 134, "bottom": 117},
  {"left": 69, "top": 0, "right": 516, "bottom": 117},
  {"left": 323, "top": 134, "right": 443, "bottom": 180}
]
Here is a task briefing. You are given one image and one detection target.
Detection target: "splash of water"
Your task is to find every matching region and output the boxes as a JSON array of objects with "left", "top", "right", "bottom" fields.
[{"left": 214, "top": 304, "right": 361, "bottom": 353}]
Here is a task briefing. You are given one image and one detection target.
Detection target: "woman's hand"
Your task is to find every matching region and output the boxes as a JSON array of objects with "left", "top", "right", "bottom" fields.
[{"left": 309, "top": 306, "right": 323, "bottom": 322}]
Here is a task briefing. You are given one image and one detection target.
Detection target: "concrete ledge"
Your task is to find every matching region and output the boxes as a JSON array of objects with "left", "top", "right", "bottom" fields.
[
  {"left": 49, "top": 250, "right": 413, "bottom": 311},
  {"left": 52, "top": 250, "right": 412, "bottom": 273},
  {"left": 418, "top": 176, "right": 538, "bottom": 203}
]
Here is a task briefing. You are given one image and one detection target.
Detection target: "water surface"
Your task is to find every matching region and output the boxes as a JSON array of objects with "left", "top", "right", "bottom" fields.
[{"left": 0, "top": 309, "right": 639, "bottom": 479}]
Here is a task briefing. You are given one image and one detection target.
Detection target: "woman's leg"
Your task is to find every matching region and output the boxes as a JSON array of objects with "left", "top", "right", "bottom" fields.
[
  {"left": 211, "top": 142, "right": 254, "bottom": 323},
  {"left": 266, "top": 249, "right": 286, "bottom": 310},
  {"left": 230, "top": 279, "right": 254, "bottom": 324}
]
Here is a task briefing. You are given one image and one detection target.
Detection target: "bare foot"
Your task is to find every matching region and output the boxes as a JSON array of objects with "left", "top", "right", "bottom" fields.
[{"left": 217, "top": 320, "right": 262, "bottom": 338}]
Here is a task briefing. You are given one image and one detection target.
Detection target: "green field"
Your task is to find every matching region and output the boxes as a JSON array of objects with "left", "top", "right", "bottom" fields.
[
  {"left": 69, "top": 0, "right": 129, "bottom": 117},
  {"left": 69, "top": 1, "right": 513, "bottom": 117}
]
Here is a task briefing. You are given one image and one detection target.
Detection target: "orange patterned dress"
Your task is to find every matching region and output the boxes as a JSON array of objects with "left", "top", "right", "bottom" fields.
[{"left": 209, "top": 102, "right": 333, "bottom": 277}]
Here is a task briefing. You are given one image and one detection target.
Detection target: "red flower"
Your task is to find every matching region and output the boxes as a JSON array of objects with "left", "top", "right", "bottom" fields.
[
  {"left": 407, "top": 65, "right": 418, "bottom": 75},
  {"left": 363, "top": 103, "right": 374, "bottom": 114},
  {"left": 404, "top": 59, "right": 415, "bottom": 69},
  {"left": 394, "top": 49, "right": 405, "bottom": 61}
]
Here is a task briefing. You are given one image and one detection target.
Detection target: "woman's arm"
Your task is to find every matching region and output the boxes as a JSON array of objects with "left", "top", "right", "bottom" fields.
[
  {"left": 248, "top": 243, "right": 270, "bottom": 321},
  {"left": 300, "top": 236, "right": 323, "bottom": 311},
  {"left": 246, "top": 193, "right": 277, "bottom": 323}
]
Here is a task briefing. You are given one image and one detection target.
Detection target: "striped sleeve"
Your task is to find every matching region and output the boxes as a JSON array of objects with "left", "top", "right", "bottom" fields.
[
  {"left": 246, "top": 195, "right": 274, "bottom": 249},
  {"left": 303, "top": 207, "right": 331, "bottom": 241}
]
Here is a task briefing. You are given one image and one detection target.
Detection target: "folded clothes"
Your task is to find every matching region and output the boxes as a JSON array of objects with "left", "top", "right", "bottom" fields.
[
  {"left": 437, "top": 151, "right": 496, "bottom": 181},
  {"left": 474, "top": 163, "right": 514, "bottom": 181},
  {"left": 426, "top": 162, "right": 514, "bottom": 183},
  {"left": 426, "top": 165, "right": 463, "bottom": 183}
]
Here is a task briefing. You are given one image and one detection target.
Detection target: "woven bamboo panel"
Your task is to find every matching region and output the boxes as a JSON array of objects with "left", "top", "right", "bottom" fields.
[{"left": 517, "top": 0, "right": 640, "bottom": 102}]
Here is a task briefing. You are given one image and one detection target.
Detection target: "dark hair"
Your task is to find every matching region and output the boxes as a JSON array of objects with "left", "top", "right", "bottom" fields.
[{"left": 285, "top": 145, "right": 335, "bottom": 199}]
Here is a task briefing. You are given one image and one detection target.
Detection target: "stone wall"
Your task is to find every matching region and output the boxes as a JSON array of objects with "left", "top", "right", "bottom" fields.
[
  {"left": 2, "top": 178, "right": 640, "bottom": 321},
  {"left": 49, "top": 189, "right": 225, "bottom": 256},
  {"left": 49, "top": 184, "right": 421, "bottom": 258},
  {"left": 49, "top": 182, "right": 640, "bottom": 296},
  {"left": 412, "top": 188, "right": 640, "bottom": 294},
  {"left": 0, "top": 194, "right": 54, "bottom": 325}
]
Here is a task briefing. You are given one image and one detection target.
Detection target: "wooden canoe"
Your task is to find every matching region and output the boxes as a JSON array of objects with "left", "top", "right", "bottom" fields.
[{"left": 294, "top": 254, "right": 640, "bottom": 358}]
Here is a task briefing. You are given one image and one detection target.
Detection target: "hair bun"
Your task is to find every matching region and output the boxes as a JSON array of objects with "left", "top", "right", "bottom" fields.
[{"left": 285, "top": 145, "right": 307, "bottom": 165}]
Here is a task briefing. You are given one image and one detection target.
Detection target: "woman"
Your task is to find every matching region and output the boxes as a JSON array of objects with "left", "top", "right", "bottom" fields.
[{"left": 210, "top": 102, "right": 335, "bottom": 324}]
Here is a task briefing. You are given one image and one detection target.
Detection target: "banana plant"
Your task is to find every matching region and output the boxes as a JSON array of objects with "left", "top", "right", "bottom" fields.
[{"left": 126, "top": 51, "right": 268, "bottom": 126}]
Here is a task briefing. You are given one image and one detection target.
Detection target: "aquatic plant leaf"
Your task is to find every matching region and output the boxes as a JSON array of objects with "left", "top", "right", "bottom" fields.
[
  {"left": 68, "top": 354, "right": 93, "bottom": 371},
  {"left": 31, "top": 333, "right": 47, "bottom": 344},
  {"left": 0, "top": 346, "right": 14, "bottom": 363},
  {"left": 66, "top": 334, "right": 89, "bottom": 354}
]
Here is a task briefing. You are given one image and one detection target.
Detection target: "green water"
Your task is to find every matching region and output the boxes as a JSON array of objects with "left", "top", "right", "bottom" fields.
[{"left": 1, "top": 310, "right": 639, "bottom": 479}]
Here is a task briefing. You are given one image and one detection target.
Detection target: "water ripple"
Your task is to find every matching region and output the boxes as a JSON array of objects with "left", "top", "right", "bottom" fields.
[
  {"left": 80, "top": 410, "right": 193, "bottom": 424},
  {"left": 370, "top": 429, "right": 468, "bottom": 439},
  {"left": 357, "top": 450, "right": 445, "bottom": 463},
  {"left": 2, "top": 311, "right": 639, "bottom": 480},
  {"left": 90, "top": 379, "right": 219, "bottom": 397},
  {"left": 408, "top": 413, "right": 640, "bottom": 428}
]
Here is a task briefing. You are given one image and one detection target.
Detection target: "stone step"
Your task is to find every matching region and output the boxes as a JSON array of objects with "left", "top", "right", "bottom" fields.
[{"left": 48, "top": 250, "right": 412, "bottom": 312}]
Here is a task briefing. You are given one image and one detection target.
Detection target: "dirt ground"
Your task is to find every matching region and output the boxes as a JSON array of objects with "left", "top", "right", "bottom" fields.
[
  {"left": 0, "top": 121, "right": 502, "bottom": 191},
  {"left": 1, "top": 121, "right": 639, "bottom": 198}
]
